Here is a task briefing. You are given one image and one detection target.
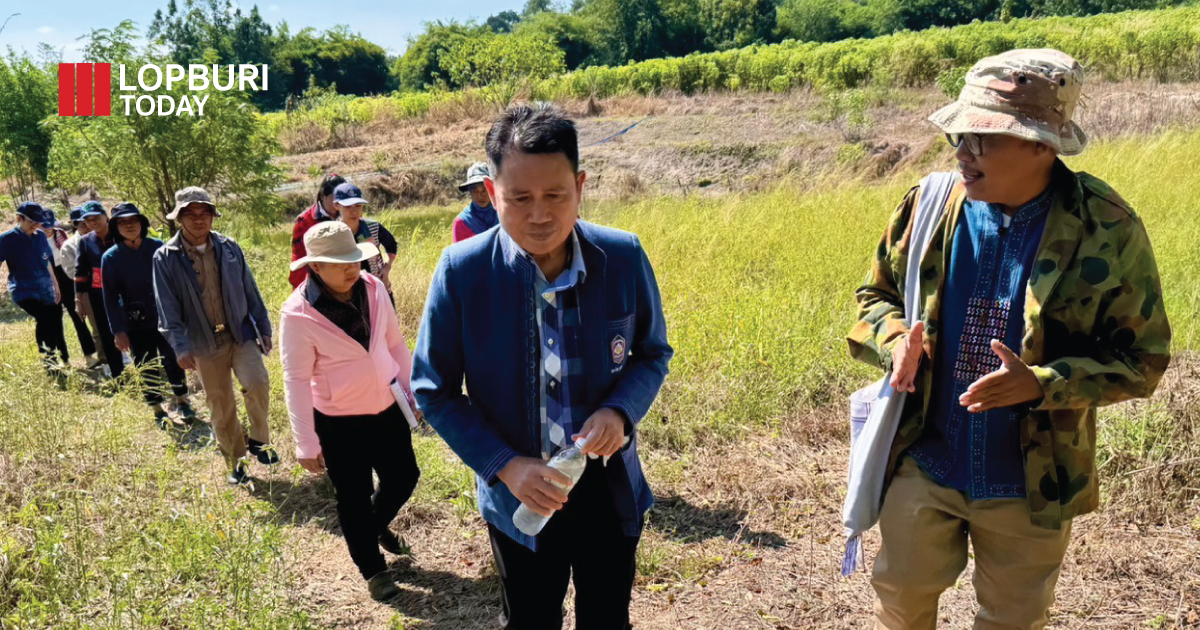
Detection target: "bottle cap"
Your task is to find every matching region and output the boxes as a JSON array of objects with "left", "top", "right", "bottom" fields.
[{"left": 575, "top": 436, "right": 589, "bottom": 449}]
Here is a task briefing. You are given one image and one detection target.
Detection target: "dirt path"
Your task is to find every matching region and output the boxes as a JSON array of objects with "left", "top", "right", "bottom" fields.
[{"left": 260, "top": 406, "right": 1199, "bottom": 629}]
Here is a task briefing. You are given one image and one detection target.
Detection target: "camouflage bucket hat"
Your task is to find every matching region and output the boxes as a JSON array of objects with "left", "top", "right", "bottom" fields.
[{"left": 929, "top": 48, "right": 1088, "bottom": 156}]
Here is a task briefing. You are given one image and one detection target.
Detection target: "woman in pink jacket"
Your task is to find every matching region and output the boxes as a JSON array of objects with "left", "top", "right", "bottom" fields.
[{"left": 281, "top": 221, "right": 419, "bottom": 602}]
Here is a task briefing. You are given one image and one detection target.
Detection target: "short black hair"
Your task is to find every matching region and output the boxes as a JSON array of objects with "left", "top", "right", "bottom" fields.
[
  {"left": 486, "top": 103, "right": 579, "bottom": 176},
  {"left": 318, "top": 172, "right": 346, "bottom": 202}
]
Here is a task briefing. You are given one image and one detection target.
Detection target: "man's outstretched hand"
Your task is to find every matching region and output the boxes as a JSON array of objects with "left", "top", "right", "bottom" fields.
[{"left": 959, "top": 340, "right": 1043, "bottom": 413}]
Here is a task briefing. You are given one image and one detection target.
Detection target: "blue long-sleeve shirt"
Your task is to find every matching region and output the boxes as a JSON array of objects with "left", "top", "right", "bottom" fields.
[
  {"left": 412, "top": 221, "right": 673, "bottom": 551},
  {"left": 0, "top": 227, "right": 56, "bottom": 304},
  {"left": 101, "top": 238, "right": 163, "bottom": 335},
  {"left": 908, "top": 190, "right": 1053, "bottom": 499}
]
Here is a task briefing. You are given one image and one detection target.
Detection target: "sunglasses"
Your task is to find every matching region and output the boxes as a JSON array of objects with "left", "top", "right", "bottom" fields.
[{"left": 946, "top": 132, "right": 986, "bottom": 156}]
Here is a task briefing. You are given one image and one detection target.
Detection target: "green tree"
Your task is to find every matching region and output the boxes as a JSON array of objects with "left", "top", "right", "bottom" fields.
[
  {"left": 584, "top": 0, "right": 671, "bottom": 64},
  {"left": 440, "top": 32, "right": 566, "bottom": 106},
  {"left": 700, "top": 0, "right": 781, "bottom": 50},
  {"left": 149, "top": 0, "right": 283, "bottom": 108},
  {"left": 515, "top": 11, "right": 602, "bottom": 69},
  {"left": 660, "top": 0, "right": 708, "bottom": 56},
  {"left": 888, "top": 0, "right": 1001, "bottom": 31},
  {"left": 307, "top": 26, "right": 394, "bottom": 95},
  {"left": 777, "top": 0, "right": 870, "bottom": 42},
  {"left": 486, "top": 10, "right": 524, "bottom": 33},
  {"left": 392, "top": 21, "right": 485, "bottom": 91},
  {"left": 49, "top": 22, "right": 282, "bottom": 225},
  {"left": 0, "top": 51, "right": 56, "bottom": 200},
  {"left": 524, "top": 0, "right": 556, "bottom": 15}
]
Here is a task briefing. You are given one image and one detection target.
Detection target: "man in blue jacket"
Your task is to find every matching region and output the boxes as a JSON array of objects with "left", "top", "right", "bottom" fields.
[
  {"left": 413, "top": 104, "right": 673, "bottom": 630},
  {"left": 102, "top": 203, "right": 196, "bottom": 429},
  {"left": 153, "top": 187, "right": 277, "bottom": 485}
]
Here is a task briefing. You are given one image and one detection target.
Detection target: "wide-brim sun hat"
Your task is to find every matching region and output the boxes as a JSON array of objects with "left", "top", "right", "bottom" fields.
[
  {"left": 110, "top": 202, "right": 151, "bottom": 231},
  {"left": 289, "top": 221, "right": 380, "bottom": 271},
  {"left": 928, "top": 48, "right": 1088, "bottom": 157},
  {"left": 167, "top": 186, "right": 223, "bottom": 221}
]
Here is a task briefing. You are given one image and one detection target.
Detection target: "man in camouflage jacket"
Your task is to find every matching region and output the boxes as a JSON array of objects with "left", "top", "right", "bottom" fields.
[{"left": 848, "top": 49, "right": 1171, "bottom": 629}]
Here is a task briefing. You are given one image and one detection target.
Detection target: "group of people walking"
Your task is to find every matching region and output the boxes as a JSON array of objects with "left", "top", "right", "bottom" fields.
[
  {"left": 1, "top": 188, "right": 280, "bottom": 485},
  {"left": 0, "top": 47, "right": 1176, "bottom": 629}
]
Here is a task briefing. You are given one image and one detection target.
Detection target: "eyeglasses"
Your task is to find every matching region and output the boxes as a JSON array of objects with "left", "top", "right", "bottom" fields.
[{"left": 946, "top": 132, "right": 985, "bottom": 156}]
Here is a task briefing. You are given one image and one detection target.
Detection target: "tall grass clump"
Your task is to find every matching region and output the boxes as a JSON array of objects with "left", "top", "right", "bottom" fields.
[
  {"left": 379, "top": 131, "right": 1199, "bottom": 453},
  {"left": 0, "top": 341, "right": 317, "bottom": 629}
]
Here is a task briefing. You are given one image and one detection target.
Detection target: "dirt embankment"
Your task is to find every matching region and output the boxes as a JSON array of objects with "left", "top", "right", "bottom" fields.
[{"left": 272, "top": 81, "right": 1200, "bottom": 211}]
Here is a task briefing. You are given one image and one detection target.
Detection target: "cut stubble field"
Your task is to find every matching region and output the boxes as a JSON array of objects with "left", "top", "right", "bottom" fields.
[{"left": 2, "top": 104, "right": 1199, "bottom": 629}]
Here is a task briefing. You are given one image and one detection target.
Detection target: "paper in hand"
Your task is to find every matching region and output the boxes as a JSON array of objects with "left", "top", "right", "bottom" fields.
[{"left": 390, "top": 381, "right": 419, "bottom": 429}]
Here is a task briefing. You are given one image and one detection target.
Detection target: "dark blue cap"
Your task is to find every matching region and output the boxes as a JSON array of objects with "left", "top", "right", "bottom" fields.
[
  {"left": 80, "top": 201, "right": 107, "bottom": 219},
  {"left": 41, "top": 209, "right": 57, "bottom": 227},
  {"left": 16, "top": 201, "right": 45, "bottom": 223},
  {"left": 110, "top": 203, "right": 143, "bottom": 220},
  {"left": 333, "top": 182, "right": 368, "bottom": 206},
  {"left": 69, "top": 207, "right": 85, "bottom": 223}
]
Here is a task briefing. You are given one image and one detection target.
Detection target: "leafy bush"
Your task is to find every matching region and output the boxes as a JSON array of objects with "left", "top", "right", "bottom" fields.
[{"left": 532, "top": 6, "right": 1200, "bottom": 98}]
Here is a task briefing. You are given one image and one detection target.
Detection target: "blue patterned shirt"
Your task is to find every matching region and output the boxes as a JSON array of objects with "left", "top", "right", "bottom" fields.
[
  {"left": 510, "top": 230, "right": 589, "bottom": 460},
  {"left": 908, "top": 188, "right": 1053, "bottom": 499}
]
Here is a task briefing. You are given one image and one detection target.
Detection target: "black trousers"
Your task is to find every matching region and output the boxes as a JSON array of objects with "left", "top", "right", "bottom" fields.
[
  {"left": 86, "top": 289, "right": 124, "bottom": 378},
  {"left": 54, "top": 265, "right": 95, "bottom": 356},
  {"left": 314, "top": 403, "right": 420, "bottom": 580},
  {"left": 487, "top": 458, "right": 640, "bottom": 630},
  {"left": 127, "top": 328, "right": 188, "bottom": 405},
  {"left": 16, "top": 298, "right": 68, "bottom": 365}
]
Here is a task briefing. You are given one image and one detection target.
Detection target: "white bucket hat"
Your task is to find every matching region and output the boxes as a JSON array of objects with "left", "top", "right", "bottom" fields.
[
  {"left": 289, "top": 221, "right": 379, "bottom": 271},
  {"left": 929, "top": 48, "right": 1088, "bottom": 156}
]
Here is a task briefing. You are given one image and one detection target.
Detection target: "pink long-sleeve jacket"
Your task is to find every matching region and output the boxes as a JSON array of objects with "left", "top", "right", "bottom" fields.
[{"left": 280, "top": 271, "right": 415, "bottom": 459}]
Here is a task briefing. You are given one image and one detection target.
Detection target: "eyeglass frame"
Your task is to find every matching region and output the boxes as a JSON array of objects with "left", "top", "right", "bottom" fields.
[{"left": 946, "top": 132, "right": 986, "bottom": 157}]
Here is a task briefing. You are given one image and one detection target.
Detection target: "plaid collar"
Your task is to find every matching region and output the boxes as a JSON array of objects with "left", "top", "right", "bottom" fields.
[{"left": 503, "top": 227, "right": 587, "bottom": 287}]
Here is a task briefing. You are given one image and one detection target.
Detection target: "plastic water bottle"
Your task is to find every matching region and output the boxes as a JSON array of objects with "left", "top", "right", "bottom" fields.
[{"left": 513, "top": 437, "right": 590, "bottom": 536}]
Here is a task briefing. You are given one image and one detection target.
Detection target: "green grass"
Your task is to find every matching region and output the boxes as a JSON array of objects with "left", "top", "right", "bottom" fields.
[
  {"left": 382, "top": 131, "right": 1200, "bottom": 450},
  {"left": 0, "top": 347, "right": 316, "bottom": 629},
  {"left": 2, "top": 129, "right": 1197, "bottom": 627}
]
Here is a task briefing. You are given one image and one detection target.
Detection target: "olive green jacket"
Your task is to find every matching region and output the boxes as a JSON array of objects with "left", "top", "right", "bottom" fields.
[{"left": 847, "top": 161, "right": 1172, "bottom": 530}]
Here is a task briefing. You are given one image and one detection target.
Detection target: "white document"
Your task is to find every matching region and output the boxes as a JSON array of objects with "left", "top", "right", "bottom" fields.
[{"left": 390, "top": 381, "right": 419, "bottom": 429}]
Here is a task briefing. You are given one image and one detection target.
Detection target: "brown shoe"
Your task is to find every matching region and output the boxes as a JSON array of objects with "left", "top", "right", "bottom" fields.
[{"left": 367, "top": 571, "right": 400, "bottom": 601}]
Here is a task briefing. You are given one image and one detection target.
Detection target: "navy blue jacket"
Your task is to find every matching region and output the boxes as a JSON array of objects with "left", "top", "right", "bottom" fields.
[
  {"left": 412, "top": 221, "right": 673, "bottom": 550},
  {"left": 73, "top": 231, "right": 117, "bottom": 294},
  {"left": 101, "top": 238, "right": 163, "bottom": 335}
]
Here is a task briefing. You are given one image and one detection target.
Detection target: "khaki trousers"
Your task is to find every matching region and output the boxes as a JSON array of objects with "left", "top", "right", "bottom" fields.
[
  {"left": 195, "top": 337, "right": 271, "bottom": 467},
  {"left": 78, "top": 293, "right": 106, "bottom": 362},
  {"left": 872, "top": 457, "right": 1072, "bottom": 630}
]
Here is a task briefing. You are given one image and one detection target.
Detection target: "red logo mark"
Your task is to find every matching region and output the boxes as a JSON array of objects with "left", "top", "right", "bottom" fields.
[{"left": 59, "top": 63, "right": 112, "bottom": 116}]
